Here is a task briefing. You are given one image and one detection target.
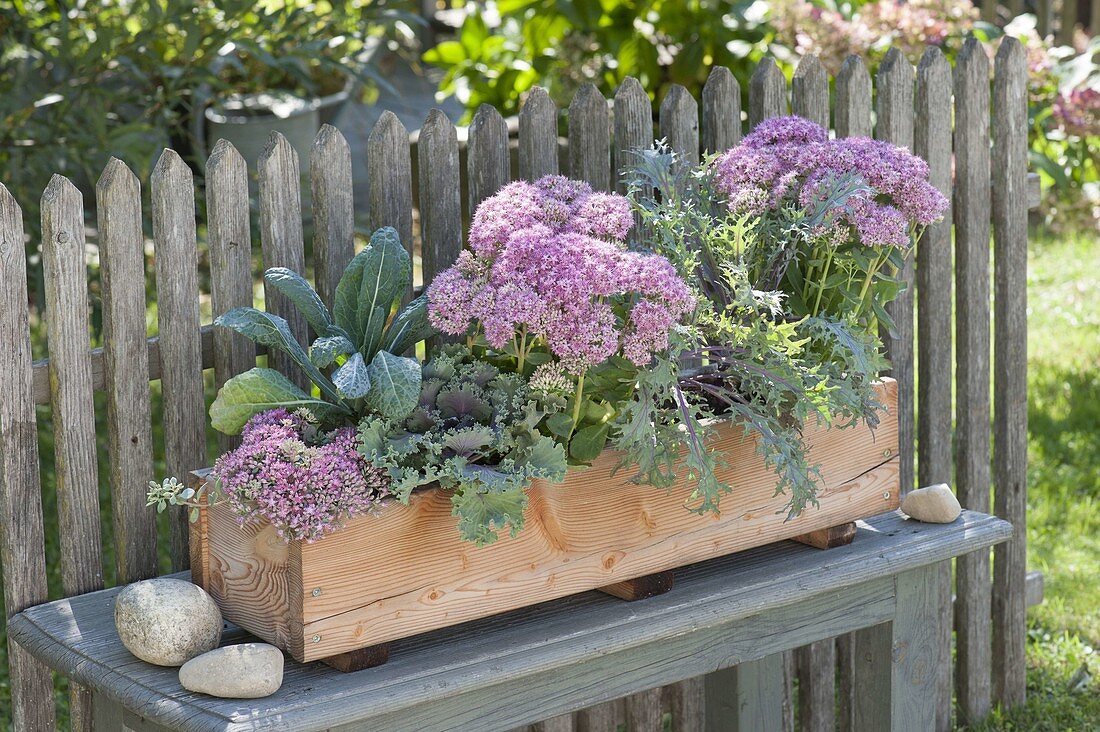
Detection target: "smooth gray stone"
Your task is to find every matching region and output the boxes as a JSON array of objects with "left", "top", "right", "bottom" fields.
[
  {"left": 902, "top": 483, "right": 963, "bottom": 523},
  {"left": 179, "top": 643, "right": 284, "bottom": 699},
  {"left": 114, "top": 578, "right": 222, "bottom": 666}
]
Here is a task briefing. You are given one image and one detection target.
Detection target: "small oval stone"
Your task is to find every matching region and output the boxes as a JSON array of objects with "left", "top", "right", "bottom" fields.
[
  {"left": 901, "top": 483, "right": 962, "bottom": 524},
  {"left": 114, "top": 578, "right": 222, "bottom": 666},
  {"left": 179, "top": 643, "right": 284, "bottom": 699}
]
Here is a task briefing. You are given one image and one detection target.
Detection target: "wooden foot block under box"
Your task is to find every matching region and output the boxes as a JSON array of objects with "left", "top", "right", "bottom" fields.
[{"left": 191, "top": 379, "right": 899, "bottom": 663}]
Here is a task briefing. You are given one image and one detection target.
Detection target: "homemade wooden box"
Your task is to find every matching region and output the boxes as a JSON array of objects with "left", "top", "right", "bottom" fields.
[{"left": 191, "top": 380, "right": 898, "bottom": 664}]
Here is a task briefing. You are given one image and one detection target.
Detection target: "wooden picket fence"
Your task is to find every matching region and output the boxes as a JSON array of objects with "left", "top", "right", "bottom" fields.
[{"left": 0, "top": 39, "right": 1032, "bottom": 732}]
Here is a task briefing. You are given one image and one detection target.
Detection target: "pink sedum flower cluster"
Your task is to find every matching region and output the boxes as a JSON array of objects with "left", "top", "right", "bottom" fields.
[
  {"left": 714, "top": 116, "right": 948, "bottom": 248},
  {"left": 429, "top": 176, "right": 695, "bottom": 372},
  {"left": 212, "top": 409, "right": 389, "bottom": 542}
]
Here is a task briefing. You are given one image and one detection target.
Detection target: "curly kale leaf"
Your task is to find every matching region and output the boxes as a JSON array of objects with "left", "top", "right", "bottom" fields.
[{"left": 358, "top": 345, "right": 567, "bottom": 545}]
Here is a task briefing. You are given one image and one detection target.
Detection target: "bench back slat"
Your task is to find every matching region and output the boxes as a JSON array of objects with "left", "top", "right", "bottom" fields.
[
  {"left": 97, "top": 158, "right": 158, "bottom": 585},
  {"left": 152, "top": 149, "right": 208, "bottom": 572},
  {"left": 0, "top": 184, "right": 56, "bottom": 731}
]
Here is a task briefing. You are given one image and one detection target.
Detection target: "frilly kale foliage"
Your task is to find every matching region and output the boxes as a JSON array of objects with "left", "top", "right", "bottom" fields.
[
  {"left": 357, "top": 345, "right": 568, "bottom": 545},
  {"left": 625, "top": 141, "right": 891, "bottom": 518}
]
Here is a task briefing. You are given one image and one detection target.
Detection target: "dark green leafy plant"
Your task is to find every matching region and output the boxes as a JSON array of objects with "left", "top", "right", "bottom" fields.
[
  {"left": 357, "top": 345, "right": 568, "bottom": 545},
  {"left": 210, "top": 226, "right": 431, "bottom": 433}
]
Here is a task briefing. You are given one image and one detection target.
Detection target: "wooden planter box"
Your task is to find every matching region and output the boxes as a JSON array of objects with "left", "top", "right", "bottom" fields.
[{"left": 191, "top": 380, "right": 899, "bottom": 664}]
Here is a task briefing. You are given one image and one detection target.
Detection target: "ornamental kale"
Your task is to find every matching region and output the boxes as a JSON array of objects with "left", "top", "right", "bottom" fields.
[
  {"left": 212, "top": 409, "right": 390, "bottom": 542},
  {"left": 357, "top": 345, "right": 568, "bottom": 545},
  {"left": 209, "top": 227, "right": 432, "bottom": 434},
  {"left": 427, "top": 175, "right": 696, "bottom": 466}
]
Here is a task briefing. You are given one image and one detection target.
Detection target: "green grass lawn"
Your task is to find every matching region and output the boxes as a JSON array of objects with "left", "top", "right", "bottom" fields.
[
  {"left": 967, "top": 226, "right": 1100, "bottom": 730},
  {"left": 1, "top": 226, "right": 1097, "bottom": 728}
]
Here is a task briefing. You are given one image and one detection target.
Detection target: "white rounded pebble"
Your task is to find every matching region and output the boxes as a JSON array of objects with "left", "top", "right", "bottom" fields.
[
  {"left": 179, "top": 643, "right": 284, "bottom": 699},
  {"left": 114, "top": 578, "right": 222, "bottom": 666},
  {"left": 901, "top": 483, "right": 963, "bottom": 524}
]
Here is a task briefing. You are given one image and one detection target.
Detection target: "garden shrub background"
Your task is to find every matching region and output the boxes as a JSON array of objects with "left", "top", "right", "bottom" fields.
[{"left": 0, "top": 0, "right": 1097, "bottom": 728}]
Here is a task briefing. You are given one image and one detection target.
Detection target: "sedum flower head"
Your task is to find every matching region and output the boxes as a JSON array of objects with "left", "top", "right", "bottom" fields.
[
  {"left": 714, "top": 116, "right": 948, "bottom": 248},
  {"left": 211, "top": 409, "right": 389, "bottom": 542},
  {"left": 428, "top": 175, "right": 695, "bottom": 372}
]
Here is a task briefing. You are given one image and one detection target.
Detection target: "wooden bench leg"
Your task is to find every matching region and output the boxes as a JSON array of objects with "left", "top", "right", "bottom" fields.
[
  {"left": 704, "top": 654, "right": 786, "bottom": 731},
  {"left": 320, "top": 643, "right": 391, "bottom": 672},
  {"left": 793, "top": 521, "right": 857, "bottom": 549},
  {"left": 597, "top": 570, "right": 674, "bottom": 601},
  {"left": 850, "top": 563, "right": 946, "bottom": 731}
]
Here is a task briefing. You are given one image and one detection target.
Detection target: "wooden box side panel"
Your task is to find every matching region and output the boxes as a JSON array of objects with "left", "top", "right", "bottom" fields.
[
  {"left": 288, "top": 380, "right": 899, "bottom": 660},
  {"left": 193, "top": 501, "right": 303, "bottom": 658}
]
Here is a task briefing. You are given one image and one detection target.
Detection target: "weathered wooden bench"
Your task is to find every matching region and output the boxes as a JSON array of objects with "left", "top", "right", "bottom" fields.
[{"left": 10, "top": 510, "right": 1010, "bottom": 731}]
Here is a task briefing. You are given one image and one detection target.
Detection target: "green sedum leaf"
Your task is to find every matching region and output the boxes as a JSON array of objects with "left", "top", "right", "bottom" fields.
[
  {"left": 210, "top": 368, "right": 346, "bottom": 435},
  {"left": 364, "top": 350, "right": 421, "bottom": 420},
  {"left": 332, "top": 352, "right": 372, "bottom": 399},
  {"left": 264, "top": 267, "right": 334, "bottom": 335}
]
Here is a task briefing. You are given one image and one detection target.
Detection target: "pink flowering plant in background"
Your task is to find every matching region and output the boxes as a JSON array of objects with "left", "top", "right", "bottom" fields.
[{"left": 211, "top": 409, "right": 390, "bottom": 542}]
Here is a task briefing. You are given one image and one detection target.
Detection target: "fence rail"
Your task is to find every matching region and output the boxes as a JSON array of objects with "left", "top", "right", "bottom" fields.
[{"left": 0, "top": 41, "right": 1032, "bottom": 732}]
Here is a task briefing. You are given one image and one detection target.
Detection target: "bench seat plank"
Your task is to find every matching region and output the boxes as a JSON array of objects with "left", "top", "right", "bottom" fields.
[{"left": 9, "top": 510, "right": 1010, "bottom": 732}]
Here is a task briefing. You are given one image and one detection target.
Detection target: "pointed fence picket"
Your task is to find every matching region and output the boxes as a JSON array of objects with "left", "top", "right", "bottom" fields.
[{"left": 0, "top": 47, "right": 1037, "bottom": 731}]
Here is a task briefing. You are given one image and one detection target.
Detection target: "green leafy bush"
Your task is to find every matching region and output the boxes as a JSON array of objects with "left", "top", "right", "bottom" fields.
[
  {"left": 210, "top": 226, "right": 430, "bottom": 433},
  {"left": 423, "top": 0, "right": 771, "bottom": 120}
]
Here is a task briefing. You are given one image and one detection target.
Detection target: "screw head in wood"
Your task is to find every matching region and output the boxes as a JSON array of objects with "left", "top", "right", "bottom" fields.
[
  {"left": 312, "top": 634, "right": 321, "bottom": 643},
  {"left": 312, "top": 587, "right": 322, "bottom": 597},
  {"left": 883, "top": 448, "right": 892, "bottom": 457},
  {"left": 883, "top": 491, "right": 891, "bottom": 500},
  {"left": 57, "top": 230, "right": 70, "bottom": 243}
]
